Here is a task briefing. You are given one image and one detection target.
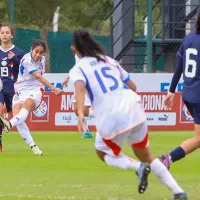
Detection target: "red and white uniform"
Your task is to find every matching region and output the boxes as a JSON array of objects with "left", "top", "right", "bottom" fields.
[
  {"left": 69, "top": 55, "right": 149, "bottom": 155},
  {"left": 13, "top": 53, "right": 45, "bottom": 108}
]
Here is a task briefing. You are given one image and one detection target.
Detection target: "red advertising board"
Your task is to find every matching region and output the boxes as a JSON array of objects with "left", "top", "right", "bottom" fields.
[{"left": 5, "top": 92, "right": 194, "bottom": 131}]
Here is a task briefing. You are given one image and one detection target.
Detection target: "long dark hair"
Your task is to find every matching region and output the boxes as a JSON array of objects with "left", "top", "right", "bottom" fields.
[
  {"left": 31, "top": 39, "right": 46, "bottom": 52},
  {"left": 72, "top": 29, "right": 106, "bottom": 62},
  {"left": 196, "top": 7, "right": 200, "bottom": 34}
]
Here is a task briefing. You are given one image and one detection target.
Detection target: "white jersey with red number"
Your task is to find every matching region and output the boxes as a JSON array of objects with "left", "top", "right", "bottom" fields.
[
  {"left": 69, "top": 55, "right": 146, "bottom": 139},
  {"left": 14, "top": 52, "right": 45, "bottom": 92}
]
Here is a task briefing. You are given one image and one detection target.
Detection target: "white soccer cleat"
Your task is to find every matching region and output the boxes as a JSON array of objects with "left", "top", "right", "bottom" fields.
[
  {"left": 31, "top": 145, "right": 43, "bottom": 156},
  {"left": 0, "top": 116, "right": 12, "bottom": 133}
]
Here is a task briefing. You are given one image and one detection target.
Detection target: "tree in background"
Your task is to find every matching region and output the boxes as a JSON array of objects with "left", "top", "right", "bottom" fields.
[{"left": 1, "top": 0, "right": 112, "bottom": 72}]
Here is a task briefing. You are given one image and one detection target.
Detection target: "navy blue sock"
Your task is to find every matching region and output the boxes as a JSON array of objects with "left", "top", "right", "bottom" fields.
[{"left": 169, "top": 146, "right": 186, "bottom": 162}]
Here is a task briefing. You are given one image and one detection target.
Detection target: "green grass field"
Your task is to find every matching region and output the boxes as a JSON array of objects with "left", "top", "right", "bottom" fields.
[{"left": 0, "top": 131, "right": 199, "bottom": 200}]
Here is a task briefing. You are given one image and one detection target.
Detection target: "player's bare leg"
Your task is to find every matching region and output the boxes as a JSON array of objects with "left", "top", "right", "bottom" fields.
[
  {"left": 0, "top": 102, "right": 4, "bottom": 151},
  {"left": 96, "top": 148, "right": 150, "bottom": 194},
  {"left": 74, "top": 104, "right": 92, "bottom": 138},
  {"left": 133, "top": 147, "right": 187, "bottom": 199}
]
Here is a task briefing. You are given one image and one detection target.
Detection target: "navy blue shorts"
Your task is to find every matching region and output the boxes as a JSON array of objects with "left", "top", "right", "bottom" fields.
[
  {"left": 183, "top": 100, "right": 200, "bottom": 124},
  {"left": 0, "top": 92, "right": 13, "bottom": 112}
]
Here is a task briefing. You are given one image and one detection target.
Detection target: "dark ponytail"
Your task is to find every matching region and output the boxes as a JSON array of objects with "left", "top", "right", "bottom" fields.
[
  {"left": 196, "top": 7, "right": 200, "bottom": 34},
  {"left": 72, "top": 29, "right": 106, "bottom": 62}
]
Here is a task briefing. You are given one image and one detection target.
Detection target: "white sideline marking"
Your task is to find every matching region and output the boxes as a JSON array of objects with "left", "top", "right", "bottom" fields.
[
  {"left": 0, "top": 193, "right": 138, "bottom": 200},
  {"left": 0, "top": 193, "right": 81, "bottom": 199}
]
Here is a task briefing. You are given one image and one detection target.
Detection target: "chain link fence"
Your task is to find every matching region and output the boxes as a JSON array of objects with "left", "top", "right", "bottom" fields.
[
  {"left": 0, "top": 0, "right": 113, "bottom": 73},
  {"left": 109, "top": 0, "right": 199, "bottom": 73},
  {"left": 0, "top": 0, "right": 199, "bottom": 73}
]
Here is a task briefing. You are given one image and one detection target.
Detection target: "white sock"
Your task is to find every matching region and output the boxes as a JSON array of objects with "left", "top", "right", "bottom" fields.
[
  {"left": 83, "top": 118, "right": 90, "bottom": 133},
  {"left": 150, "top": 158, "right": 184, "bottom": 194},
  {"left": 10, "top": 108, "right": 29, "bottom": 127},
  {"left": 17, "top": 122, "right": 35, "bottom": 147},
  {"left": 104, "top": 153, "right": 141, "bottom": 171},
  {"left": 88, "top": 108, "right": 94, "bottom": 118}
]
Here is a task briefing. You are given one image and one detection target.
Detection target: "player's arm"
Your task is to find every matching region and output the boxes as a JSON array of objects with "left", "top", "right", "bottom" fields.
[
  {"left": 164, "top": 45, "right": 183, "bottom": 108},
  {"left": 62, "top": 75, "right": 70, "bottom": 87},
  {"left": 12, "top": 51, "right": 25, "bottom": 82},
  {"left": 116, "top": 61, "right": 137, "bottom": 92},
  {"left": 69, "top": 67, "right": 87, "bottom": 133},
  {"left": 125, "top": 80, "right": 137, "bottom": 92},
  {"left": 31, "top": 71, "right": 63, "bottom": 95},
  {"left": 169, "top": 46, "right": 184, "bottom": 94},
  {"left": 74, "top": 81, "right": 85, "bottom": 117}
]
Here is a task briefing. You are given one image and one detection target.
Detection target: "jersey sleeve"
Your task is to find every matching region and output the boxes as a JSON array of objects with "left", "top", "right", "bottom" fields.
[
  {"left": 69, "top": 66, "right": 86, "bottom": 85},
  {"left": 115, "top": 61, "right": 130, "bottom": 83},
  {"left": 169, "top": 44, "right": 183, "bottom": 93},
  {"left": 23, "top": 61, "right": 38, "bottom": 74}
]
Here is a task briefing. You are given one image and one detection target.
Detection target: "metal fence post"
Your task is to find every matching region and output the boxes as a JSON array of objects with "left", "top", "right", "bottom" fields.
[
  {"left": 9, "top": 0, "right": 14, "bottom": 26},
  {"left": 147, "top": 0, "right": 152, "bottom": 73}
]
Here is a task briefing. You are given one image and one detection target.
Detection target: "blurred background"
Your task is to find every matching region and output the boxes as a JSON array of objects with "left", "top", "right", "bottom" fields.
[{"left": 0, "top": 0, "right": 199, "bottom": 73}]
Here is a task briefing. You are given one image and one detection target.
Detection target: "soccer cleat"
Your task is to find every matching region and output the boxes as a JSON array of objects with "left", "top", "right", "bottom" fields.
[
  {"left": 31, "top": 145, "right": 43, "bottom": 156},
  {"left": 0, "top": 145, "right": 2, "bottom": 152},
  {"left": 158, "top": 153, "right": 171, "bottom": 169},
  {"left": 171, "top": 192, "right": 188, "bottom": 200},
  {"left": 0, "top": 116, "right": 12, "bottom": 133},
  {"left": 81, "top": 132, "right": 93, "bottom": 139},
  {"left": 137, "top": 162, "right": 151, "bottom": 194}
]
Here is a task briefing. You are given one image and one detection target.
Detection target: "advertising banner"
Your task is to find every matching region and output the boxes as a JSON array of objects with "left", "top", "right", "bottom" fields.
[{"left": 3, "top": 92, "right": 192, "bottom": 132}]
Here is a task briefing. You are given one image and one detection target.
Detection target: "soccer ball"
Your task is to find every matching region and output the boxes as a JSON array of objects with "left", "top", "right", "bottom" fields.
[{"left": 0, "top": 79, "right": 3, "bottom": 92}]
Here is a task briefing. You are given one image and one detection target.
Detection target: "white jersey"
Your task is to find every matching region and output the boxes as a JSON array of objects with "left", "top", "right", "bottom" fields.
[
  {"left": 73, "top": 55, "right": 91, "bottom": 106},
  {"left": 14, "top": 53, "right": 45, "bottom": 92},
  {"left": 69, "top": 55, "right": 146, "bottom": 139}
]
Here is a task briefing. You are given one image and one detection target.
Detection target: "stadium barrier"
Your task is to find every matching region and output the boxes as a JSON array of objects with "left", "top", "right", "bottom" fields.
[{"left": 5, "top": 74, "right": 193, "bottom": 131}]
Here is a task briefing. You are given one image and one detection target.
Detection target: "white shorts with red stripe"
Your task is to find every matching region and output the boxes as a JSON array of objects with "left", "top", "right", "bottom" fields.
[
  {"left": 12, "top": 88, "right": 43, "bottom": 109},
  {"left": 95, "top": 122, "right": 149, "bottom": 156}
]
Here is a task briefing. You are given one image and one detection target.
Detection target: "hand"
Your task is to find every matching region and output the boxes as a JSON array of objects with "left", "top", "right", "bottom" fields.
[
  {"left": 53, "top": 87, "right": 63, "bottom": 96},
  {"left": 77, "top": 114, "right": 85, "bottom": 133},
  {"left": 62, "top": 79, "right": 68, "bottom": 88},
  {"left": 62, "top": 76, "right": 70, "bottom": 88},
  {"left": 8, "top": 51, "right": 15, "bottom": 59},
  {"left": 164, "top": 92, "right": 175, "bottom": 109}
]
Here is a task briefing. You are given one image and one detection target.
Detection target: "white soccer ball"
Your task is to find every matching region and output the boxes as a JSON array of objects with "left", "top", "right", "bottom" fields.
[{"left": 0, "top": 79, "right": 3, "bottom": 92}]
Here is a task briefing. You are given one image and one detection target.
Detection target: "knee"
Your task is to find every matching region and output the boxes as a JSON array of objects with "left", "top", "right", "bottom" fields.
[{"left": 96, "top": 149, "right": 106, "bottom": 162}]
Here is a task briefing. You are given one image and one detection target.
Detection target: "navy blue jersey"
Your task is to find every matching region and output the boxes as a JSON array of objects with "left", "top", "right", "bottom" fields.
[
  {"left": 0, "top": 45, "right": 24, "bottom": 95},
  {"left": 169, "top": 31, "right": 200, "bottom": 103}
]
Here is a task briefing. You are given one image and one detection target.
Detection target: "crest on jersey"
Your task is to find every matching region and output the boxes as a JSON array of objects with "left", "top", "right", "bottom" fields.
[{"left": 1, "top": 60, "right": 7, "bottom": 66}]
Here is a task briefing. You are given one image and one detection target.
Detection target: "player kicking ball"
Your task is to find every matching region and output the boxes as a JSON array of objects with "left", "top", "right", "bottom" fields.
[{"left": 0, "top": 40, "right": 63, "bottom": 155}]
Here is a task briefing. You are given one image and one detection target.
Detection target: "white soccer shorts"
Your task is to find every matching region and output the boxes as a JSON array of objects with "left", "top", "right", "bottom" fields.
[
  {"left": 12, "top": 88, "right": 43, "bottom": 109},
  {"left": 95, "top": 122, "right": 149, "bottom": 156}
]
